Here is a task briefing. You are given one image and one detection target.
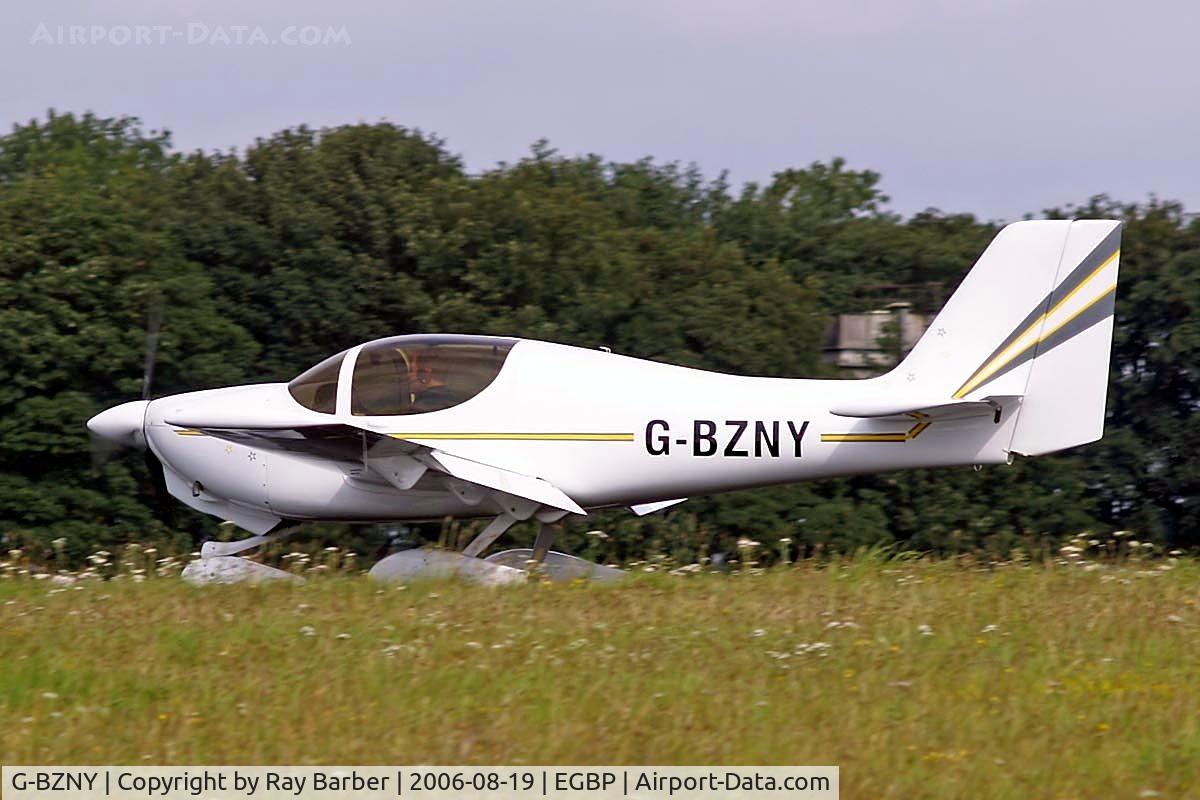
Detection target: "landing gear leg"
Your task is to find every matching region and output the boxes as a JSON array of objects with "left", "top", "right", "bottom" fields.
[
  {"left": 200, "top": 529, "right": 290, "bottom": 559},
  {"left": 462, "top": 513, "right": 518, "bottom": 558},
  {"left": 531, "top": 521, "right": 561, "bottom": 564}
]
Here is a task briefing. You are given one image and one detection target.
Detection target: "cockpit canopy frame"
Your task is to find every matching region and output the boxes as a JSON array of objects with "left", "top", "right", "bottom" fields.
[{"left": 288, "top": 334, "right": 518, "bottom": 416}]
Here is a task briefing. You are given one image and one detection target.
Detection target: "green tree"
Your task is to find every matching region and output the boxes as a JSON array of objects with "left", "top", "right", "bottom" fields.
[
  {"left": 4, "top": 111, "right": 1197, "bottom": 564},
  {"left": 0, "top": 112, "right": 257, "bottom": 561}
]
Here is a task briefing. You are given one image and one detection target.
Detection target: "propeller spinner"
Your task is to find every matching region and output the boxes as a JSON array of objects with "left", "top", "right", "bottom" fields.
[{"left": 86, "top": 400, "right": 149, "bottom": 448}]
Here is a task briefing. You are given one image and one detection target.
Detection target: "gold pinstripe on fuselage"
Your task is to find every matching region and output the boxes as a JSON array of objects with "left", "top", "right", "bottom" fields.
[{"left": 387, "top": 432, "right": 635, "bottom": 441}]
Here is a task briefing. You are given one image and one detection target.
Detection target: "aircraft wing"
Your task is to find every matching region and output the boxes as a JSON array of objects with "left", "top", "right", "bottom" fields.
[
  {"left": 165, "top": 421, "right": 374, "bottom": 460},
  {"left": 828, "top": 395, "right": 1022, "bottom": 422},
  {"left": 164, "top": 418, "right": 586, "bottom": 516}
]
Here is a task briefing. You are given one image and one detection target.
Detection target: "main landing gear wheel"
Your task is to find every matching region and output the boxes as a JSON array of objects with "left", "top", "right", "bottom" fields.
[
  {"left": 181, "top": 555, "right": 300, "bottom": 585},
  {"left": 181, "top": 515, "right": 624, "bottom": 585},
  {"left": 368, "top": 517, "right": 626, "bottom": 585}
]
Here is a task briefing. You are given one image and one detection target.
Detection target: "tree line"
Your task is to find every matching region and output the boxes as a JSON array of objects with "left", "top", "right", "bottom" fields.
[{"left": 2, "top": 111, "right": 1197, "bottom": 565}]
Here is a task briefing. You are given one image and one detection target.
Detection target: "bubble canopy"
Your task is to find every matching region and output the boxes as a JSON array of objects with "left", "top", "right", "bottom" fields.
[{"left": 288, "top": 335, "right": 518, "bottom": 416}]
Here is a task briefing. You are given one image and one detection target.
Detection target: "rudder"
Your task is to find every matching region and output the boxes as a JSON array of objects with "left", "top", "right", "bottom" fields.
[{"left": 1008, "top": 220, "right": 1121, "bottom": 455}]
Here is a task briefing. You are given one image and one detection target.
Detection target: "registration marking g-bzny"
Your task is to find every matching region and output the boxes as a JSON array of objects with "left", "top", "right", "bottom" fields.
[{"left": 645, "top": 419, "right": 810, "bottom": 457}]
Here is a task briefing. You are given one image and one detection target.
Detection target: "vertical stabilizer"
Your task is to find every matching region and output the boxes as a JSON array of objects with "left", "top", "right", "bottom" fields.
[{"left": 892, "top": 219, "right": 1121, "bottom": 456}]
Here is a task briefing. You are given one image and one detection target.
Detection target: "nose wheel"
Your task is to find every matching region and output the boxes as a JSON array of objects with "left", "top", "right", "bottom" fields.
[{"left": 182, "top": 526, "right": 300, "bottom": 585}]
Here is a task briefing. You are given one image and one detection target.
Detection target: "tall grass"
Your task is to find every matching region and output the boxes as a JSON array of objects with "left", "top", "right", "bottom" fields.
[{"left": 1, "top": 545, "right": 1198, "bottom": 797}]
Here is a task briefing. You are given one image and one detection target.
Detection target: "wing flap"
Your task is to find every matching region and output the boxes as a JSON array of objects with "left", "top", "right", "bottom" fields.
[{"left": 426, "top": 449, "right": 585, "bottom": 515}]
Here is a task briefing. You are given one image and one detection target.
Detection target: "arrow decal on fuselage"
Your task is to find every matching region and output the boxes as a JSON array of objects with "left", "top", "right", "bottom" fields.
[{"left": 821, "top": 413, "right": 931, "bottom": 444}]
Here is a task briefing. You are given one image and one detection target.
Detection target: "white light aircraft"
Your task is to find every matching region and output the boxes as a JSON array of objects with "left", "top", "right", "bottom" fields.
[{"left": 87, "top": 219, "right": 1121, "bottom": 582}]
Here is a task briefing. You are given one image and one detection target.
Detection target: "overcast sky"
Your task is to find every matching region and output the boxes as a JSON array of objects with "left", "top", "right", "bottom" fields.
[{"left": 2, "top": 0, "right": 1196, "bottom": 220}]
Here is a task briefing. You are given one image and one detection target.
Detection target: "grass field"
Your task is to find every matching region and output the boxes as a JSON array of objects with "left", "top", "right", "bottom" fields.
[{"left": 2, "top": 552, "right": 1199, "bottom": 798}]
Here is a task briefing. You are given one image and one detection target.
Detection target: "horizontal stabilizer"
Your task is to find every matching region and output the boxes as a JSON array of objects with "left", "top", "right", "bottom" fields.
[{"left": 829, "top": 396, "right": 1021, "bottom": 422}]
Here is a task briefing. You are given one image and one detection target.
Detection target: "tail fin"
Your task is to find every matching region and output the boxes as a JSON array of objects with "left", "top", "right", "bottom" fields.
[{"left": 896, "top": 219, "right": 1122, "bottom": 456}]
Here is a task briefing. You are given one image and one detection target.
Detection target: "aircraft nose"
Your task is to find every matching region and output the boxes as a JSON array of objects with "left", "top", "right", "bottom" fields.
[{"left": 87, "top": 400, "right": 149, "bottom": 448}]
